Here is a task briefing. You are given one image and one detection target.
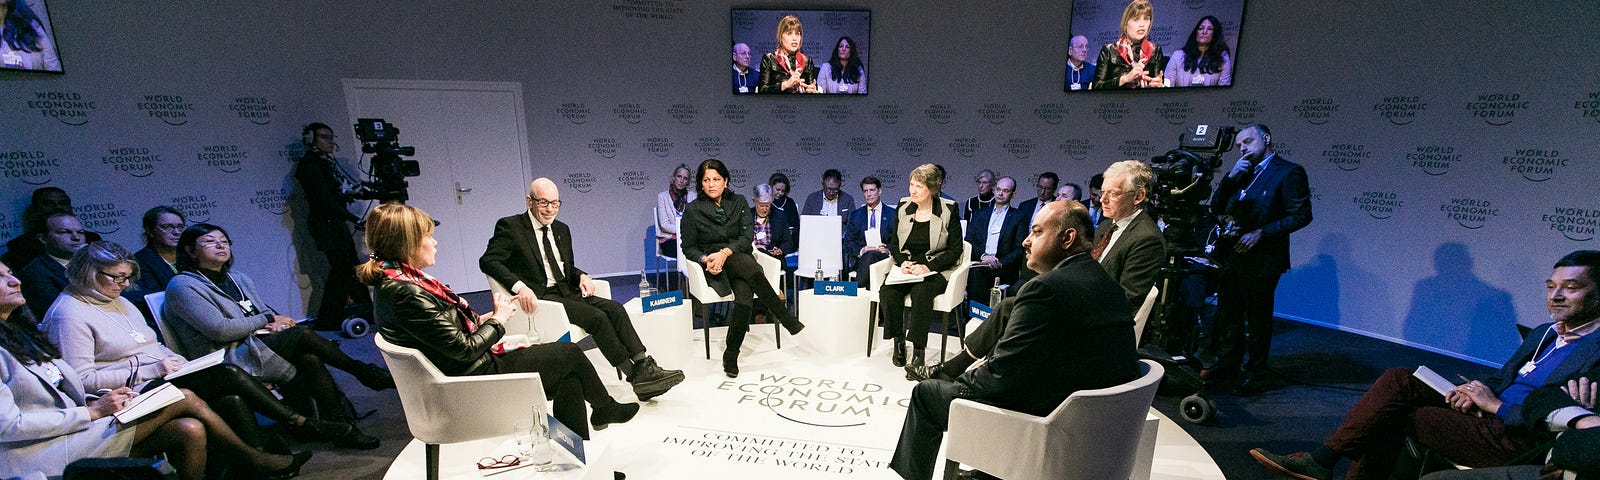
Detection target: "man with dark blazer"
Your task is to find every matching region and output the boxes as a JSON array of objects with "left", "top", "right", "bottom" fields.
[
  {"left": 962, "top": 176, "right": 1027, "bottom": 303},
  {"left": 845, "top": 176, "right": 896, "bottom": 286},
  {"left": 18, "top": 211, "right": 85, "bottom": 318},
  {"left": 801, "top": 168, "right": 857, "bottom": 217},
  {"left": 1015, "top": 171, "right": 1059, "bottom": 229},
  {"left": 1094, "top": 161, "right": 1166, "bottom": 308},
  {"left": 480, "top": 178, "right": 684, "bottom": 400},
  {"left": 1, "top": 188, "right": 100, "bottom": 270},
  {"left": 1206, "top": 123, "right": 1313, "bottom": 392},
  {"left": 294, "top": 122, "right": 372, "bottom": 330},
  {"left": 890, "top": 200, "right": 1140, "bottom": 480},
  {"left": 1253, "top": 250, "right": 1600, "bottom": 480}
]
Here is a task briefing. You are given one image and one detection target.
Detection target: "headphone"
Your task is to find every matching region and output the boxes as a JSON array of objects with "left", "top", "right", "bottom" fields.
[{"left": 301, "top": 122, "right": 332, "bottom": 148}]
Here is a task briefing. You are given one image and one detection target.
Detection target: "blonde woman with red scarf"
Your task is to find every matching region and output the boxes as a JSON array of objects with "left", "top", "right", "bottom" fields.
[
  {"left": 1092, "top": 0, "right": 1167, "bottom": 90},
  {"left": 756, "top": 14, "right": 818, "bottom": 93}
]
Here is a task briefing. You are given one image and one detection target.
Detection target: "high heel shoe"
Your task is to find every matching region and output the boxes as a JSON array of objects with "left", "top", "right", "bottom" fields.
[
  {"left": 891, "top": 338, "right": 907, "bottom": 367},
  {"left": 779, "top": 314, "right": 806, "bottom": 335},
  {"left": 258, "top": 450, "right": 313, "bottom": 479},
  {"left": 591, "top": 402, "right": 640, "bottom": 431},
  {"left": 287, "top": 415, "right": 353, "bottom": 442},
  {"left": 353, "top": 362, "right": 395, "bottom": 391},
  {"left": 910, "top": 348, "right": 926, "bottom": 368}
]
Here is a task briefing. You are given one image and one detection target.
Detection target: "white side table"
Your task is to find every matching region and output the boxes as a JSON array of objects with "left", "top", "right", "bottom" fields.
[
  {"left": 795, "top": 290, "right": 871, "bottom": 357},
  {"left": 624, "top": 297, "right": 692, "bottom": 368},
  {"left": 384, "top": 437, "right": 611, "bottom": 480}
]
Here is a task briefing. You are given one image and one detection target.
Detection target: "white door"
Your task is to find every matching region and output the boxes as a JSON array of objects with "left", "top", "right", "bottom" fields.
[{"left": 342, "top": 79, "right": 531, "bottom": 293}]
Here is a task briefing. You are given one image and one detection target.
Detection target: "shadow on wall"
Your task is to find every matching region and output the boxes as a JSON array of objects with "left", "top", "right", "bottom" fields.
[
  {"left": 1277, "top": 233, "right": 1396, "bottom": 335},
  {"left": 1401, "top": 243, "right": 1518, "bottom": 363}
]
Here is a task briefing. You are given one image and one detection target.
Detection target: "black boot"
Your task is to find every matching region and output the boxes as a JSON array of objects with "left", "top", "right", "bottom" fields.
[
  {"left": 724, "top": 304, "right": 752, "bottom": 378},
  {"left": 590, "top": 401, "right": 640, "bottom": 431},
  {"left": 910, "top": 347, "right": 926, "bottom": 367},
  {"left": 891, "top": 337, "right": 907, "bottom": 367},
  {"left": 353, "top": 362, "right": 394, "bottom": 391},
  {"left": 778, "top": 310, "right": 806, "bottom": 335}
]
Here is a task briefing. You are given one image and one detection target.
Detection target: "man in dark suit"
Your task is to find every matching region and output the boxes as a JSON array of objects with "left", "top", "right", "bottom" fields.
[
  {"left": 750, "top": 184, "right": 794, "bottom": 260},
  {"left": 481, "top": 178, "right": 685, "bottom": 400},
  {"left": 1253, "top": 250, "right": 1600, "bottom": 480},
  {"left": 1206, "top": 123, "right": 1313, "bottom": 392},
  {"left": 294, "top": 122, "right": 372, "bottom": 330},
  {"left": 1094, "top": 161, "right": 1166, "bottom": 308},
  {"left": 962, "top": 176, "right": 1027, "bottom": 303},
  {"left": 2, "top": 187, "right": 101, "bottom": 270},
  {"left": 1015, "top": 171, "right": 1059, "bottom": 229},
  {"left": 845, "top": 176, "right": 896, "bottom": 286},
  {"left": 18, "top": 211, "right": 86, "bottom": 318},
  {"left": 801, "top": 168, "right": 857, "bottom": 217},
  {"left": 890, "top": 200, "right": 1140, "bottom": 480}
]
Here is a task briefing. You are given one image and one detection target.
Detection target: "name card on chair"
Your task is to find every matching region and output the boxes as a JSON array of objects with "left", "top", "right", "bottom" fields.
[
  {"left": 643, "top": 291, "right": 684, "bottom": 312},
  {"left": 814, "top": 280, "right": 858, "bottom": 296},
  {"left": 969, "top": 301, "right": 993, "bottom": 320}
]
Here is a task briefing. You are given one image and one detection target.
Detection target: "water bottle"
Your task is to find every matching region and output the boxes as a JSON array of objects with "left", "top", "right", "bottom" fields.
[
  {"left": 989, "top": 278, "right": 1003, "bottom": 309},
  {"left": 639, "top": 270, "right": 652, "bottom": 299},
  {"left": 815, "top": 259, "right": 825, "bottom": 283}
]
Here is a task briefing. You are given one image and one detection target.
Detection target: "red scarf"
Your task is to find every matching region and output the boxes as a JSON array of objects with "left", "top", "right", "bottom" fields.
[
  {"left": 773, "top": 48, "right": 809, "bottom": 77},
  {"left": 1114, "top": 36, "right": 1155, "bottom": 68},
  {"left": 382, "top": 261, "right": 479, "bottom": 333}
]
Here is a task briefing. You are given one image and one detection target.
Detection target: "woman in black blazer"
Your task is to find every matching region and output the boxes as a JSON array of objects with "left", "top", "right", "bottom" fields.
[
  {"left": 880, "top": 164, "right": 965, "bottom": 368},
  {"left": 361, "top": 204, "right": 637, "bottom": 440},
  {"left": 680, "top": 159, "right": 805, "bottom": 378}
]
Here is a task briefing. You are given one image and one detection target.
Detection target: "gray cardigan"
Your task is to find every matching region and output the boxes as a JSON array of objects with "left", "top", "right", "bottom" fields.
[{"left": 162, "top": 271, "right": 296, "bottom": 383}]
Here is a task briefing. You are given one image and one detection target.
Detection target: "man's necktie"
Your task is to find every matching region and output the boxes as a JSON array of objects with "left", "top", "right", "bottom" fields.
[
  {"left": 1092, "top": 221, "right": 1119, "bottom": 261},
  {"left": 541, "top": 226, "right": 565, "bottom": 283},
  {"left": 869, "top": 208, "right": 877, "bottom": 229}
]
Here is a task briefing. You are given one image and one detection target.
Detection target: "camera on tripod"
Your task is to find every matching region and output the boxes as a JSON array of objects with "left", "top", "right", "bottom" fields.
[
  {"left": 349, "top": 118, "right": 419, "bottom": 203},
  {"left": 1148, "top": 124, "right": 1237, "bottom": 257}
]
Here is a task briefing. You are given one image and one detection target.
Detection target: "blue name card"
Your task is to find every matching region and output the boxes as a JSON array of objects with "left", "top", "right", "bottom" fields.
[
  {"left": 643, "top": 291, "right": 684, "bottom": 313},
  {"left": 814, "top": 280, "right": 858, "bottom": 296},
  {"left": 969, "top": 301, "right": 993, "bottom": 320}
]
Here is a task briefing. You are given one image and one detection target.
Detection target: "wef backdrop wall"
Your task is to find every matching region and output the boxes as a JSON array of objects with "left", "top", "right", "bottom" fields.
[{"left": 2, "top": 1, "right": 1596, "bottom": 365}]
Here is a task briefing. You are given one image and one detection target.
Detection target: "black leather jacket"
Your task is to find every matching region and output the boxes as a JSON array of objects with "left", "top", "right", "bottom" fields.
[{"left": 376, "top": 279, "right": 504, "bottom": 376}]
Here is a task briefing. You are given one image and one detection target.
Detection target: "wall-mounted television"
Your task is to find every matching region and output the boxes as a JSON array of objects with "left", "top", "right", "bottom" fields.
[
  {"left": 1065, "top": 0, "right": 1244, "bottom": 92},
  {"left": 730, "top": 9, "right": 870, "bottom": 95},
  {"left": 1, "top": 0, "right": 63, "bottom": 73}
]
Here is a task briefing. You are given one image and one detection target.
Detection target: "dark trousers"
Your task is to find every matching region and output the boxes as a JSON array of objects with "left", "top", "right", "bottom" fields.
[
  {"left": 1211, "top": 268, "right": 1281, "bottom": 372},
  {"left": 490, "top": 342, "right": 615, "bottom": 440},
  {"left": 315, "top": 246, "right": 370, "bottom": 328},
  {"left": 545, "top": 288, "right": 647, "bottom": 367},
  {"left": 880, "top": 275, "right": 950, "bottom": 348},
  {"left": 1326, "top": 368, "right": 1539, "bottom": 479},
  {"left": 854, "top": 250, "right": 891, "bottom": 287},
  {"left": 1421, "top": 465, "right": 1542, "bottom": 480},
  {"left": 718, "top": 252, "right": 788, "bottom": 321},
  {"left": 890, "top": 379, "right": 963, "bottom": 480},
  {"left": 963, "top": 297, "right": 1015, "bottom": 358}
]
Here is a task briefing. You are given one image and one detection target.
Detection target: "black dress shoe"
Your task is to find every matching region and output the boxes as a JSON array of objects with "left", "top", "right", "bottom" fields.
[
  {"left": 333, "top": 426, "right": 380, "bottom": 450},
  {"left": 905, "top": 364, "right": 939, "bottom": 382},
  {"left": 287, "top": 416, "right": 353, "bottom": 443},
  {"left": 591, "top": 402, "right": 640, "bottom": 431}
]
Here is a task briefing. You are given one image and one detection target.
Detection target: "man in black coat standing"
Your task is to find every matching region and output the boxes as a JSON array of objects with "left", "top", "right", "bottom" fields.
[
  {"left": 889, "top": 200, "right": 1140, "bottom": 480},
  {"left": 294, "top": 122, "right": 371, "bottom": 330}
]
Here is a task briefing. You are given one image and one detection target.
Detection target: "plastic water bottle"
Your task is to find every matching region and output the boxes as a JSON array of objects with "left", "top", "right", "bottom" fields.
[
  {"left": 639, "top": 270, "right": 652, "bottom": 299},
  {"left": 815, "top": 259, "right": 825, "bottom": 283},
  {"left": 989, "top": 278, "right": 1003, "bottom": 309}
]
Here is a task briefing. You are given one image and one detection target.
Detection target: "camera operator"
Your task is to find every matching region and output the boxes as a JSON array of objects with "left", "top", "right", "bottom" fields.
[
  {"left": 1205, "top": 123, "right": 1312, "bottom": 395},
  {"left": 294, "top": 122, "right": 371, "bottom": 330}
]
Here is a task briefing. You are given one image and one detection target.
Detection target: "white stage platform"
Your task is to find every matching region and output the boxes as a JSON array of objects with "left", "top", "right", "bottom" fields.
[{"left": 385, "top": 325, "right": 1224, "bottom": 479}]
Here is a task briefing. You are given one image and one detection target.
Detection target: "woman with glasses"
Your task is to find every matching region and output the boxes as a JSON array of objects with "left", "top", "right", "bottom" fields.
[
  {"left": 162, "top": 223, "right": 389, "bottom": 449},
  {"left": 681, "top": 159, "right": 805, "bottom": 378},
  {"left": 1, "top": 260, "right": 311, "bottom": 480},
  {"left": 132, "top": 206, "right": 185, "bottom": 296},
  {"left": 41, "top": 241, "right": 353, "bottom": 447}
]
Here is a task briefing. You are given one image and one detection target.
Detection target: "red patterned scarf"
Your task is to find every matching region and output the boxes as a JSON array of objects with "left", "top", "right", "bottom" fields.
[
  {"left": 773, "top": 48, "right": 809, "bottom": 76},
  {"left": 1115, "top": 36, "right": 1155, "bottom": 66},
  {"left": 382, "top": 261, "right": 480, "bottom": 333}
]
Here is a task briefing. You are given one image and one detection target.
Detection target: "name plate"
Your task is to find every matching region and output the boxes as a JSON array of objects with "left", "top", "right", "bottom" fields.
[
  {"left": 969, "top": 301, "right": 993, "bottom": 320},
  {"left": 643, "top": 291, "right": 684, "bottom": 313},
  {"left": 814, "top": 280, "right": 858, "bottom": 296}
]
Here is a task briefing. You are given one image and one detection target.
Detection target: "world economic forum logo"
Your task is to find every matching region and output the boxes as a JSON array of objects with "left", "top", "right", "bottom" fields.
[{"left": 29, "top": 91, "right": 95, "bottom": 126}]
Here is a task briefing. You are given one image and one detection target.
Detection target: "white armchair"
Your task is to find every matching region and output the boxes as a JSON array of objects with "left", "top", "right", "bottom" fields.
[
  {"left": 944, "top": 359, "right": 1165, "bottom": 480},
  {"left": 144, "top": 292, "right": 185, "bottom": 357},
  {"left": 678, "top": 245, "right": 784, "bottom": 359},
  {"left": 866, "top": 241, "right": 972, "bottom": 359},
  {"left": 375, "top": 335, "right": 547, "bottom": 480},
  {"left": 1132, "top": 286, "right": 1160, "bottom": 346}
]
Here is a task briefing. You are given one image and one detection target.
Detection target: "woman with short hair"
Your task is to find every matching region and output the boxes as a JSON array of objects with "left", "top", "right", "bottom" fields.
[
  {"left": 879, "top": 164, "right": 965, "bottom": 368},
  {"left": 1091, "top": 0, "right": 1166, "bottom": 89}
]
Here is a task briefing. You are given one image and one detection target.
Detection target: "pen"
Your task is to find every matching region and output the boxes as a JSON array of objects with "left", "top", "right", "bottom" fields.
[{"left": 1456, "top": 374, "right": 1471, "bottom": 385}]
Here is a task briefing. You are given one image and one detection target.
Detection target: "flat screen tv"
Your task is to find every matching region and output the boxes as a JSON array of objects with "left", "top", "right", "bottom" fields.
[
  {"left": 1, "top": 0, "right": 63, "bottom": 73},
  {"left": 730, "top": 9, "right": 870, "bottom": 95},
  {"left": 1064, "top": 0, "right": 1244, "bottom": 92}
]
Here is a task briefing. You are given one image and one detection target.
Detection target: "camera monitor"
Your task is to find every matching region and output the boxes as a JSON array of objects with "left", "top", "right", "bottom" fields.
[
  {"left": 730, "top": 9, "right": 871, "bottom": 95},
  {"left": 1064, "top": 0, "right": 1245, "bottom": 92}
]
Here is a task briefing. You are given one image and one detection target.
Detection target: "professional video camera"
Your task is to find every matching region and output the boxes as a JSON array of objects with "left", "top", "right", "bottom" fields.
[{"left": 349, "top": 118, "right": 419, "bottom": 203}]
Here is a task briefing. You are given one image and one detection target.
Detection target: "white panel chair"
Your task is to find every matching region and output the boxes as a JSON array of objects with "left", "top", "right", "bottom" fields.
[
  {"left": 484, "top": 275, "right": 611, "bottom": 344},
  {"left": 1132, "top": 286, "right": 1160, "bottom": 346},
  {"left": 944, "top": 359, "right": 1165, "bottom": 480},
  {"left": 866, "top": 241, "right": 972, "bottom": 359},
  {"left": 860, "top": 257, "right": 892, "bottom": 356},
  {"left": 677, "top": 245, "right": 785, "bottom": 359},
  {"left": 144, "top": 292, "right": 186, "bottom": 357},
  {"left": 375, "top": 335, "right": 547, "bottom": 480}
]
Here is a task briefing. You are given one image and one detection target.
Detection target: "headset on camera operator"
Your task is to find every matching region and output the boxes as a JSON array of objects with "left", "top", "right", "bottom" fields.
[{"left": 293, "top": 122, "right": 372, "bottom": 330}]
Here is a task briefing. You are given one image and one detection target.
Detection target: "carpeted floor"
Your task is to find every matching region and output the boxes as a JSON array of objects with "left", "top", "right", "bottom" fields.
[{"left": 290, "top": 278, "right": 1501, "bottom": 480}]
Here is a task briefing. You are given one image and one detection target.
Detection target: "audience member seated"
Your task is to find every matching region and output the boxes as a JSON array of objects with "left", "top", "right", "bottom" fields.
[
  {"left": 963, "top": 176, "right": 1026, "bottom": 302},
  {"left": 802, "top": 168, "right": 857, "bottom": 217},
  {"left": 163, "top": 223, "right": 389, "bottom": 449},
  {"left": 480, "top": 178, "right": 685, "bottom": 400},
  {"left": 368, "top": 203, "right": 640, "bottom": 439},
  {"left": 1, "top": 187, "right": 101, "bottom": 269},
  {"left": 846, "top": 176, "right": 896, "bottom": 287},
  {"left": 0, "top": 261, "right": 311, "bottom": 480},
  {"left": 655, "top": 163, "right": 696, "bottom": 258},
  {"left": 1055, "top": 182, "right": 1082, "bottom": 203},
  {"left": 768, "top": 172, "right": 801, "bottom": 248},
  {"left": 18, "top": 210, "right": 87, "bottom": 319},
  {"left": 1251, "top": 250, "right": 1600, "bottom": 480},
  {"left": 42, "top": 241, "right": 353, "bottom": 446},
  {"left": 963, "top": 169, "right": 995, "bottom": 221},
  {"left": 1422, "top": 382, "right": 1600, "bottom": 480},
  {"left": 879, "top": 164, "right": 964, "bottom": 369},
  {"left": 889, "top": 200, "right": 1140, "bottom": 480},
  {"left": 123, "top": 206, "right": 186, "bottom": 331},
  {"left": 751, "top": 184, "right": 795, "bottom": 261},
  {"left": 1087, "top": 173, "right": 1105, "bottom": 226},
  {"left": 1091, "top": 160, "right": 1166, "bottom": 308},
  {"left": 683, "top": 160, "right": 805, "bottom": 378}
]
